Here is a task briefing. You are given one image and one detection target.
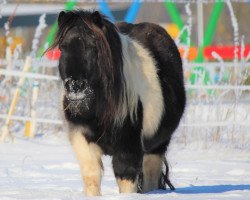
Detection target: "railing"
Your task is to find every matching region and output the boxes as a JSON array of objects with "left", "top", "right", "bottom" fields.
[
  {"left": 0, "top": 58, "right": 249, "bottom": 150},
  {"left": 0, "top": 59, "right": 249, "bottom": 127}
]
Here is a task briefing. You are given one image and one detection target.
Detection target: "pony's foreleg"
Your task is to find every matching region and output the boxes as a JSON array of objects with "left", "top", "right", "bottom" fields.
[
  {"left": 69, "top": 129, "right": 103, "bottom": 196},
  {"left": 142, "top": 154, "right": 163, "bottom": 193},
  {"left": 112, "top": 152, "right": 142, "bottom": 193}
]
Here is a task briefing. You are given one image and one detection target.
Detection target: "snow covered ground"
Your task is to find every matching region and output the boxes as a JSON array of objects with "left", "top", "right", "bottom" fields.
[{"left": 1, "top": 135, "right": 250, "bottom": 200}]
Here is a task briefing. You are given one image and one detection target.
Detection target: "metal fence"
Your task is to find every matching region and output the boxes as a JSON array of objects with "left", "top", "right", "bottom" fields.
[{"left": 0, "top": 60, "right": 249, "bottom": 123}]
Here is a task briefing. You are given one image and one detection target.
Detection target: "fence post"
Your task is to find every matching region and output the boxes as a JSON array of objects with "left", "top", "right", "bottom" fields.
[
  {"left": 1, "top": 56, "right": 32, "bottom": 142},
  {"left": 29, "top": 81, "right": 39, "bottom": 138}
]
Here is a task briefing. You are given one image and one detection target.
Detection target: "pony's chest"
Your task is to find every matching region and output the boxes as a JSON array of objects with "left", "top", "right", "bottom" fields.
[{"left": 85, "top": 120, "right": 142, "bottom": 155}]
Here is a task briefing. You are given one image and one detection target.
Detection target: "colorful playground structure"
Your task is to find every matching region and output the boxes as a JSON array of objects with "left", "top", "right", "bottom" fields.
[
  {"left": 43, "top": 1, "right": 250, "bottom": 61},
  {"left": 43, "top": 1, "right": 250, "bottom": 87}
]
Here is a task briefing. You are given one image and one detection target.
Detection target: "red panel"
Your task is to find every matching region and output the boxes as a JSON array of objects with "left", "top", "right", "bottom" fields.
[
  {"left": 204, "top": 46, "right": 250, "bottom": 60},
  {"left": 45, "top": 46, "right": 250, "bottom": 61},
  {"left": 45, "top": 48, "right": 61, "bottom": 60}
]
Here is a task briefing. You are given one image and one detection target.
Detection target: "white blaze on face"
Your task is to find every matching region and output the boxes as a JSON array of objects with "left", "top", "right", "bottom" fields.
[{"left": 119, "top": 34, "right": 164, "bottom": 138}]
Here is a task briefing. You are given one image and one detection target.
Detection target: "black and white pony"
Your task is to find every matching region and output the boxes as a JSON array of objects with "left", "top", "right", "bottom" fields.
[{"left": 49, "top": 10, "right": 186, "bottom": 196}]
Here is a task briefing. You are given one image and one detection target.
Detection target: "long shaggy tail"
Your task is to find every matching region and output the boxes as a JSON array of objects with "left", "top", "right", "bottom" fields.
[
  {"left": 159, "top": 157, "right": 175, "bottom": 191},
  {"left": 137, "top": 156, "right": 175, "bottom": 193}
]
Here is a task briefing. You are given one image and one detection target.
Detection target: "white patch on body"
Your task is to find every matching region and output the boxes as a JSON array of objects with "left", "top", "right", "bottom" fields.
[
  {"left": 68, "top": 126, "right": 103, "bottom": 196},
  {"left": 119, "top": 33, "right": 164, "bottom": 138},
  {"left": 142, "top": 154, "right": 163, "bottom": 192}
]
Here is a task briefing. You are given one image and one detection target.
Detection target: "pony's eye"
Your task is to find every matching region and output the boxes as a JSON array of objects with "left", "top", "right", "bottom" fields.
[{"left": 59, "top": 44, "right": 66, "bottom": 50}]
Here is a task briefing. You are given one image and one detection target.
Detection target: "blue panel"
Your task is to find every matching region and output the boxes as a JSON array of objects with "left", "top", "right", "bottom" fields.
[
  {"left": 98, "top": 1, "right": 142, "bottom": 23},
  {"left": 124, "top": 1, "right": 142, "bottom": 23},
  {"left": 99, "top": 1, "right": 115, "bottom": 22}
]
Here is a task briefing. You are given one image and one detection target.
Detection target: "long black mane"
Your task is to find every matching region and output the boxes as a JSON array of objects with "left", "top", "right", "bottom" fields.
[{"left": 49, "top": 10, "right": 125, "bottom": 126}]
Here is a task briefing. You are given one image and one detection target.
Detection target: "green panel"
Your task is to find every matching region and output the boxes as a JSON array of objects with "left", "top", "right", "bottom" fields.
[
  {"left": 38, "top": 0, "right": 77, "bottom": 57},
  {"left": 191, "top": 2, "right": 224, "bottom": 87},
  {"left": 163, "top": 2, "right": 189, "bottom": 45}
]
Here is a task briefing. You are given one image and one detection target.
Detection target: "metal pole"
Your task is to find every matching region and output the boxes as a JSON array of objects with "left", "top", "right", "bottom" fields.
[{"left": 197, "top": 1, "right": 204, "bottom": 48}]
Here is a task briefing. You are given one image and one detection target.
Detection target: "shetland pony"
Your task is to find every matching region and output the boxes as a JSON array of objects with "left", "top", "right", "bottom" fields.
[{"left": 49, "top": 10, "right": 186, "bottom": 196}]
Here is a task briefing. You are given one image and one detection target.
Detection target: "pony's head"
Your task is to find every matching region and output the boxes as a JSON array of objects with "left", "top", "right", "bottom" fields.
[{"left": 49, "top": 10, "right": 124, "bottom": 125}]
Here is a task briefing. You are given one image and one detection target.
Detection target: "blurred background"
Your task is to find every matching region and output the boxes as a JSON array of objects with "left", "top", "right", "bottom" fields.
[
  {"left": 0, "top": 0, "right": 250, "bottom": 148},
  {"left": 1, "top": 1, "right": 250, "bottom": 199}
]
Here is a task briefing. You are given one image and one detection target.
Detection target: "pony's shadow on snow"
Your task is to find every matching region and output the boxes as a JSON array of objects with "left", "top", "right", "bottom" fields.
[{"left": 148, "top": 185, "right": 250, "bottom": 194}]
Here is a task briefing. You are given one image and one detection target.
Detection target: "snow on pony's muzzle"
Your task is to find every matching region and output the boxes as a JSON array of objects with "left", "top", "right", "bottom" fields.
[
  {"left": 67, "top": 91, "right": 86, "bottom": 101},
  {"left": 64, "top": 78, "right": 93, "bottom": 101}
]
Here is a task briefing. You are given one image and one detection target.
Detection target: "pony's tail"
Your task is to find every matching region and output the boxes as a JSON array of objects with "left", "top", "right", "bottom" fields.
[{"left": 141, "top": 124, "right": 176, "bottom": 153}]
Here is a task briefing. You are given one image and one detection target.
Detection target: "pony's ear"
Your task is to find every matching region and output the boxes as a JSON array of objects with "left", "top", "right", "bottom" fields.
[
  {"left": 58, "top": 11, "right": 66, "bottom": 26},
  {"left": 92, "top": 11, "right": 103, "bottom": 28}
]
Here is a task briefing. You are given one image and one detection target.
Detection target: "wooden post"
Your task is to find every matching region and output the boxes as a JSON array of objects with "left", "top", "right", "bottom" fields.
[
  {"left": 30, "top": 81, "right": 39, "bottom": 138},
  {"left": 1, "top": 56, "right": 32, "bottom": 142}
]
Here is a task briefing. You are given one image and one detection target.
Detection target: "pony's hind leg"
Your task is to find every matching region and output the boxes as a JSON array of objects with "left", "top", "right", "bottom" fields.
[
  {"left": 69, "top": 128, "right": 103, "bottom": 196},
  {"left": 142, "top": 154, "right": 175, "bottom": 193},
  {"left": 142, "top": 154, "right": 163, "bottom": 193}
]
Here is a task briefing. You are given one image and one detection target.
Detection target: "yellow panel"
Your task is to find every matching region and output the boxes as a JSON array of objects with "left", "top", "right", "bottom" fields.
[
  {"left": 166, "top": 24, "right": 179, "bottom": 39},
  {"left": 0, "top": 36, "right": 24, "bottom": 52},
  {"left": 24, "top": 121, "right": 31, "bottom": 137}
]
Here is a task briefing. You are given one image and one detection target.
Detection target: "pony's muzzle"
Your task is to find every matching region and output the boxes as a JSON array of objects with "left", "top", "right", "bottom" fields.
[{"left": 64, "top": 78, "right": 94, "bottom": 101}]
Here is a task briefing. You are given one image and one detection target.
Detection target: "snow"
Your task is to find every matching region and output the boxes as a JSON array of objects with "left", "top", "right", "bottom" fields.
[
  {"left": 1, "top": 135, "right": 250, "bottom": 200},
  {"left": 31, "top": 14, "right": 47, "bottom": 58}
]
